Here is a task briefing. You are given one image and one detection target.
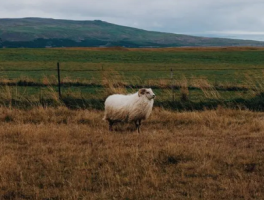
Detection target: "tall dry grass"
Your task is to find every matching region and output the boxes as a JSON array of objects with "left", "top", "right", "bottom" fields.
[
  {"left": 0, "top": 81, "right": 61, "bottom": 108},
  {"left": 191, "top": 78, "right": 221, "bottom": 99},
  {"left": 1, "top": 71, "right": 264, "bottom": 110},
  {"left": 244, "top": 71, "right": 264, "bottom": 95},
  {"left": 101, "top": 70, "right": 128, "bottom": 97},
  {"left": 0, "top": 106, "right": 263, "bottom": 199},
  {"left": 175, "top": 76, "right": 189, "bottom": 101}
]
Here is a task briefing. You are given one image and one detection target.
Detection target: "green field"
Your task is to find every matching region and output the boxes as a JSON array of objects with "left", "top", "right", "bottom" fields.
[
  {"left": 1, "top": 47, "right": 264, "bottom": 109},
  {"left": 1, "top": 48, "right": 264, "bottom": 81}
]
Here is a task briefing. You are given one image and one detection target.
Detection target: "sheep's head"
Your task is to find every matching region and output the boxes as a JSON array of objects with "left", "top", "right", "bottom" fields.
[{"left": 138, "top": 88, "right": 155, "bottom": 100}]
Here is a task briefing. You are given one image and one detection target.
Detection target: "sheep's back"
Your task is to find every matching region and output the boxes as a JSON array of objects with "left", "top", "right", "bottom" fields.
[{"left": 105, "top": 94, "right": 132, "bottom": 108}]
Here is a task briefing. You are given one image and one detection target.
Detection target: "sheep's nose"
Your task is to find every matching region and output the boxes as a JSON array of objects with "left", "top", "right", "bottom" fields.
[{"left": 153, "top": 94, "right": 156, "bottom": 98}]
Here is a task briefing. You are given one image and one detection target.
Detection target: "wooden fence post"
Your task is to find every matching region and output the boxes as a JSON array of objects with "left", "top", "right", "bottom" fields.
[{"left": 57, "top": 62, "right": 61, "bottom": 98}]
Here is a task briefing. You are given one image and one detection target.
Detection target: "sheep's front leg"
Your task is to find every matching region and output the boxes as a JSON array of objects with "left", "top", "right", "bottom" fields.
[{"left": 135, "top": 120, "right": 142, "bottom": 133}]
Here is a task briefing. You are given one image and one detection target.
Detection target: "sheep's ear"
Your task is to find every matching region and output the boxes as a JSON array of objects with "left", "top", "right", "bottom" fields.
[{"left": 138, "top": 88, "right": 146, "bottom": 97}]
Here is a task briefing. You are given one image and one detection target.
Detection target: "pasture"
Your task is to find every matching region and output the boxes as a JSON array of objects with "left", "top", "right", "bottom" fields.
[
  {"left": 1, "top": 47, "right": 264, "bottom": 110},
  {"left": 0, "top": 47, "right": 264, "bottom": 199}
]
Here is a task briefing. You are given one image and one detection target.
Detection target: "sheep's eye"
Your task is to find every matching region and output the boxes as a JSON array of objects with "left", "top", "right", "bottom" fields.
[{"left": 146, "top": 92, "right": 150, "bottom": 94}]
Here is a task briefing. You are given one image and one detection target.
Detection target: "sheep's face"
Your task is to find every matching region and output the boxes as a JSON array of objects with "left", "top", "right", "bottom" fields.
[{"left": 138, "top": 88, "right": 155, "bottom": 100}]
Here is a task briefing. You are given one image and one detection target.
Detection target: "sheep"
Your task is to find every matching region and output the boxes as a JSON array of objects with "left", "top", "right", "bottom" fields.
[{"left": 103, "top": 88, "right": 155, "bottom": 133}]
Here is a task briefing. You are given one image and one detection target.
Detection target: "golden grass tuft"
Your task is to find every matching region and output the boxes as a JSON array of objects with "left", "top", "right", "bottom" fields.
[
  {"left": 0, "top": 106, "right": 263, "bottom": 199},
  {"left": 175, "top": 76, "right": 189, "bottom": 102},
  {"left": 101, "top": 69, "right": 127, "bottom": 97},
  {"left": 191, "top": 77, "right": 221, "bottom": 99},
  {"left": 244, "top": 71, "right": 264, "bottom": 96}
]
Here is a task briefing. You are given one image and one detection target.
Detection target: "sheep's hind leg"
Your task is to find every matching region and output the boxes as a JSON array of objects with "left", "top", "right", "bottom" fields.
[
  {"left": 135, "top": 120, "right": 142, "bottom": 133},
  {"left": 109, "top": 120, "right": 114, "bottom": 131}
]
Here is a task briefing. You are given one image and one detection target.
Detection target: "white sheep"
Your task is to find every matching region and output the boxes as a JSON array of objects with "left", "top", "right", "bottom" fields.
[{"left": 103, "top": 88, "right": 155, "bottom": 132}]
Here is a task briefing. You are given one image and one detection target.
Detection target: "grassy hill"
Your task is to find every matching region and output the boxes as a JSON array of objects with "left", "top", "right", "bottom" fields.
[{"left": 1, "top": 17, "right": 264, "bottom": 48}]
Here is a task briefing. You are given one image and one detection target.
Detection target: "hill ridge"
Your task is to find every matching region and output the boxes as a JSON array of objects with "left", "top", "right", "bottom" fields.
[{"left": 1, "top": 17, "right": 264, "bottom": 48}]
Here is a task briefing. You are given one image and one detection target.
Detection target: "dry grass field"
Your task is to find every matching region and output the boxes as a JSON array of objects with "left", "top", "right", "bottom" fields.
[{"left": 0, "top": 106, "right": 263, "bottom": 199}]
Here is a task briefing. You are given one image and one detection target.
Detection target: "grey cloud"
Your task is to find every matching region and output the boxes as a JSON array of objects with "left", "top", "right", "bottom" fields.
[{"left": 1, "top": 0, "right": 264, "bottom": 40}]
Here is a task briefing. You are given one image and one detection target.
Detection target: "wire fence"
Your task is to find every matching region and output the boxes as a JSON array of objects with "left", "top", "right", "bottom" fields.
[{"left": 1, "top": 62, "right": 264, "bottom": 101}]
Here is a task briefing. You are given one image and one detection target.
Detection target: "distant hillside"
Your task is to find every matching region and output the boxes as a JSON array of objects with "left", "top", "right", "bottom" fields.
[{"left": 1, "top": 17, "right": 264, "bottom": 48}]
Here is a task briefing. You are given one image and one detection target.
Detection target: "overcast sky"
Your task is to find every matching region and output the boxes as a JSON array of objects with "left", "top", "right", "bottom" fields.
[{"left": 1, "top": 0, "right": 264, "bottom": 41}]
